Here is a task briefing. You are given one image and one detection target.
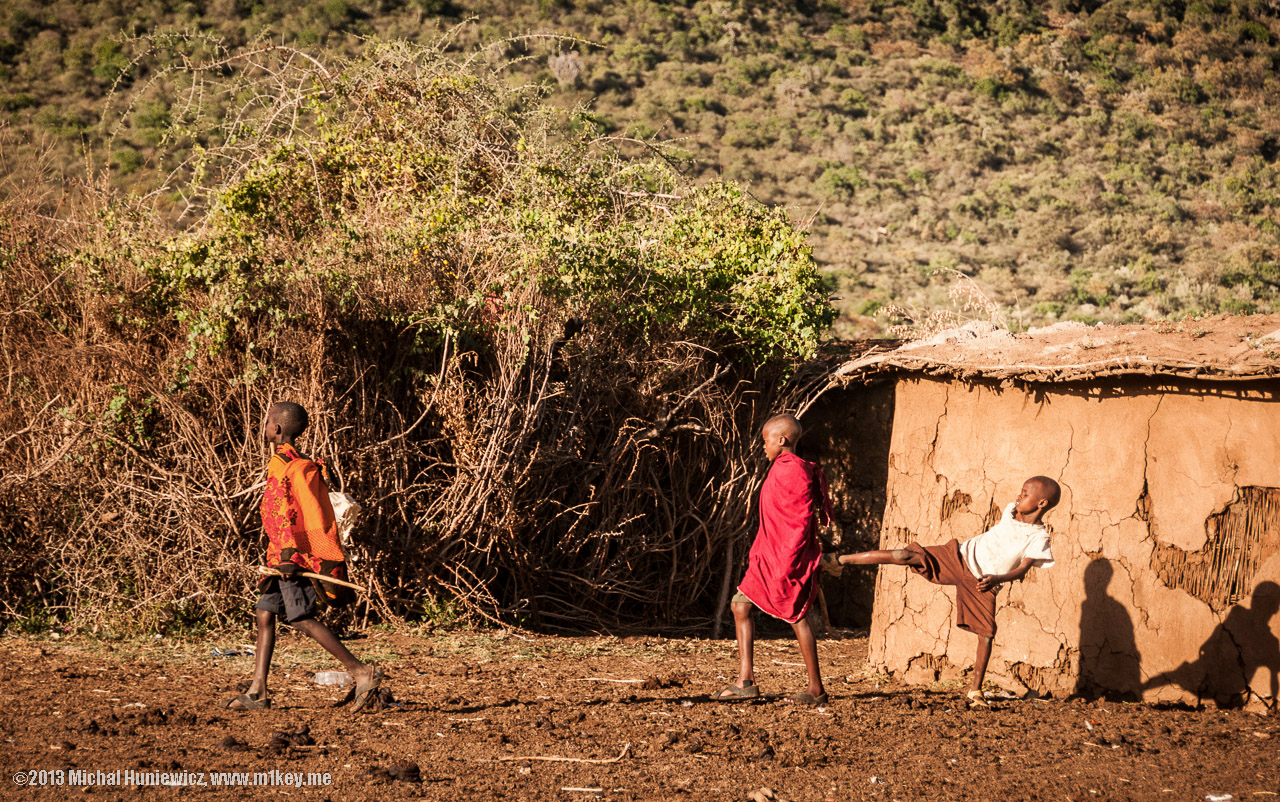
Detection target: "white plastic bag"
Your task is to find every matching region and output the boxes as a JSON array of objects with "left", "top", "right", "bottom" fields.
[{"left": 328, "top": 492, "right": 363, "bottom": 561}]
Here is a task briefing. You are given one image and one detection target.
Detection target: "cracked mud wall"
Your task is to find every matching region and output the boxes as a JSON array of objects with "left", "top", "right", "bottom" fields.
[{"left": 868, "top": 376, "right": 1280, "bottom": 710}]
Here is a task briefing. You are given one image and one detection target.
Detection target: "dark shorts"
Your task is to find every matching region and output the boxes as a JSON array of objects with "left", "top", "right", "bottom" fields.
[
  {"left": 906, "top": 539, "right": 997, "bottom": 639},
  {"left": 255, "top": 577, "right": 317, "bottom": 623}
]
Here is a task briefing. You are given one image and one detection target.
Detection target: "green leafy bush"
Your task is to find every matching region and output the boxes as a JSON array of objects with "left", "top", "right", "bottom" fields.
[
  {"left": 818, "top": 164, "right": 869, "bottom": 198},
  {"left": 91, "top": 39, "right": 129, "bottom": 84}
]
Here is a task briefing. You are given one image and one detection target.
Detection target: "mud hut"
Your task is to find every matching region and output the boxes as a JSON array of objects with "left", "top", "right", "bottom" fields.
[{"left": 812, "top": 315, "right": 1280, "bottom": 711}]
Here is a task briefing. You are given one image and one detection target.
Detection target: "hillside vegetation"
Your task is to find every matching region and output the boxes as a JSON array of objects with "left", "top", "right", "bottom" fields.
[{"left": 2, "top": 0, "right": 1279, "bottom": 334}]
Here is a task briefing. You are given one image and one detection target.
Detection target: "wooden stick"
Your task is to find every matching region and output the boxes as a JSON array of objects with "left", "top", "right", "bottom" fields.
[
  {"left": 257, "top": 566, "right": 368, "bottom": 594},
  {"left": 816, "top": 583, "right": 832, "bottom": 632},
  {"left": 580, "top": 677, "right": 644, "bottom": 683},
  {"left": 492, "top": 743, "right": 630, "bottom": 764}
]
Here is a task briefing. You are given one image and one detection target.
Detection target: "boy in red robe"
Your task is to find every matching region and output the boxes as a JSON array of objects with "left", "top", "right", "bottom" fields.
[
  {"left": 718, "top": 413, "right": 835, "bottom": 705},
  {"left": 224, "top": 401, "right": 384, "bottom": 712}
]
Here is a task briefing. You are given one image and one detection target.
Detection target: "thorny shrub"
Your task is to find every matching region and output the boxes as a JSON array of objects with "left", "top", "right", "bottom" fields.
[{"left": 0, "top": 41, "right": 834, "bottom": 635}]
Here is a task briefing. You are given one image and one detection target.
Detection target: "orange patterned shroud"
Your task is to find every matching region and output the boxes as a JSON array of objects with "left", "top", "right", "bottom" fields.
[{"left": 260, "top": 444, "right": 349, "bottom": 602}]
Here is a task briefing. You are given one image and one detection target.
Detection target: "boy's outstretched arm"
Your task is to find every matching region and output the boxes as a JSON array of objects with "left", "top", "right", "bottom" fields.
[{"left": 976, "top": 557, "right": 1036, "bottom": 592}]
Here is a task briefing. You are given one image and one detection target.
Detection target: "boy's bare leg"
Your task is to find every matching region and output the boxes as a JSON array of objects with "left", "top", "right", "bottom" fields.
[
  {"left": 719, "top": 601, "right": 756, "bottom": 696},
  {"left": 838, "top": 548, "right": 925, "bottom": 567},
  {"left": 972, "top": 636, "right": 993, "bottom": 692},
  {"left": 292, "top": 618, "right": 377, "bottom": 685},
  {"left": 246, "top": 609, "right": 276, "bottom": 699},
  {"left": 789, "top": 616, "right": 825, "bottom": 700}
]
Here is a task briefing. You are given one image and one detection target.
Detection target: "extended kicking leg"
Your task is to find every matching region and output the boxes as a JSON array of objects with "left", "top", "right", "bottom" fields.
[{"left": 838, "top": 548, "right": 925, "bottom": 568}]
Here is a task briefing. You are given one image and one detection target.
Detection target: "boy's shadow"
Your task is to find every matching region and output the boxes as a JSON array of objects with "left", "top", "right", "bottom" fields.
[
  {"left": 1075, "top": 560, "right": 1141, "bottom": 701},
  {"left": 1144, "top": 580, "right": 1280, "bottom": 709}
]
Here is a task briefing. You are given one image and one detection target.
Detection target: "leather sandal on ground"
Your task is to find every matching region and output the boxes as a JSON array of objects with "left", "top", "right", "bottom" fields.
[
  {"left": 350, "top": 666, "right": 386, "bottom": 713},
  {"left": 783, "top": 691, "right": 828, "bottom": 706},
  {"left": 223, "top": 693, "right": 271, "bottom": 711},
  {"left": 715, "top": 683, "right": 760, "bottom": 701},
  {"left": 966, "top": 690, "right": 991, "bottom": 708}
]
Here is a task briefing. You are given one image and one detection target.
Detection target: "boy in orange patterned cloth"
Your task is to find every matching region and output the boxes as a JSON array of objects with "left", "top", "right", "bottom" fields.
[{"left": 224, "top": 401, "right": 384, "bottom": 711}]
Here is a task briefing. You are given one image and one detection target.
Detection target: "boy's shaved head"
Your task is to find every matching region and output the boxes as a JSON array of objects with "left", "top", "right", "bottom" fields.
[
  {"left": 1027, "top": 476, "right": 1061, "bottom": 509},
  {"left": 268, "top": 402, "right": 309, "bottom": 438},
  {"left": 763, "top": 413, "right": 803, "bottom": 443}
]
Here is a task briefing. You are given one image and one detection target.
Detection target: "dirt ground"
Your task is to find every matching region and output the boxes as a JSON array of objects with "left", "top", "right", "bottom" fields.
[{"left": 2, "top": 627, "right": 1277, "bottom": 801}]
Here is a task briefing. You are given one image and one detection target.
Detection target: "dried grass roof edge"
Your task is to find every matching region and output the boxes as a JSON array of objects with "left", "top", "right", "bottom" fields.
[
  {"left": 831, "top": 351, "right": 1280, "bottom": 386},
  {"left": 826, "top": 314, "right": 1280, "bottom": 386}
]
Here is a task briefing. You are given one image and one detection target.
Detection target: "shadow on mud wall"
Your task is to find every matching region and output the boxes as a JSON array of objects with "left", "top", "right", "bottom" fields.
[
  {"left": 1143, "top": 580, "right": 1280, "bottom": 709},
  {"left": 1076, "top": 559, "right": 1141, "bottom": 701},
  {"left": 800, "top": 381, "right": 895, "bottom": 629}
]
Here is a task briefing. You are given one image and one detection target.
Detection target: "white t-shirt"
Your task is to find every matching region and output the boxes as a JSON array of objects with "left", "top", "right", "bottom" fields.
[{"left": 959, "top": 502, "right": 1054, "bottom": 578}]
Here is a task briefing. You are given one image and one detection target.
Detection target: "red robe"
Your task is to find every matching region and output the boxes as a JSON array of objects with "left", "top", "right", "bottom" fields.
[{"left": 736, "top": 453, "right": 832, "bottom": 623}]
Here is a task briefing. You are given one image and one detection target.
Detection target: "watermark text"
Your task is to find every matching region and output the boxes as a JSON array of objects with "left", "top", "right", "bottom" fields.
[{"left": 13, "top": 768, "right": 333, "bottom": 789}]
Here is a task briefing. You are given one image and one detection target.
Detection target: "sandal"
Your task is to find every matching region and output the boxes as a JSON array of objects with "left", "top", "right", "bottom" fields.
[
  {"left": 350, "top": 666, "right": 386, "bottom": 713},
  {"left": 223, "top": 693, "right": 271, "bottom": 711},
  {"left": 966, "top": 690, "right": 991, "bottom": 709},
  {"left": 716, "top": 683, "right": 760, "bottom": 701},
  {"left": 783, "top": 691, "right": 828, "bottom": 706}
]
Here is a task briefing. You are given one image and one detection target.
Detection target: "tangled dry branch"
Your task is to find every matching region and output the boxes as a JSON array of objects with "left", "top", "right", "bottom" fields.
[{"left": 0, "top": 40, "right": 834, "bottom": 635}]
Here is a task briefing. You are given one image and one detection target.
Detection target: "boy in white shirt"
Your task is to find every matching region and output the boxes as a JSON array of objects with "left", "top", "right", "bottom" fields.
[{"left": 835, "top": 476, "right": 1060, "bottom": 708}]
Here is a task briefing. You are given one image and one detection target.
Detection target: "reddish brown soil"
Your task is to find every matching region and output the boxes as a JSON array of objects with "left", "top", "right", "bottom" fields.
[{"left": 2, "top": 629, "right": 1277, "bottom": 800}]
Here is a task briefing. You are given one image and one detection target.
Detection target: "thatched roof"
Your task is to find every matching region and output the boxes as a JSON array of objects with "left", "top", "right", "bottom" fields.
[{"left": 833, "top": 314, "right": 1280, "bottom": 385}]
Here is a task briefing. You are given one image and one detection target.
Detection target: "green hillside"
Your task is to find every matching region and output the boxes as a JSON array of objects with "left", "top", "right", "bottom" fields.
[{"left": 3, "top": 0, "right": 1279, "bottom": 335}]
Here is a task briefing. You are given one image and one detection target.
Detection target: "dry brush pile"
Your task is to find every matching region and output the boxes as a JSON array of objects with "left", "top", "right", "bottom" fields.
[{"left": 0, "top": 41, "right": 834, "bottom": 635}]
